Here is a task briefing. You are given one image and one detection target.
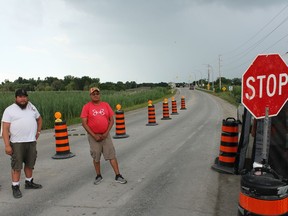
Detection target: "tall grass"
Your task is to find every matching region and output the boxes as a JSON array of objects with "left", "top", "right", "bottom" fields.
[{"left": 0, "top": 87, "right": 172, "bottom": 129}]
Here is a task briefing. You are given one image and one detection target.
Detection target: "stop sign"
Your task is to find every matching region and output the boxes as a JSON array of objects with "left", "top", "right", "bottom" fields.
[{"left": 242, "top": 54, "right": 288, "bottom": 119}]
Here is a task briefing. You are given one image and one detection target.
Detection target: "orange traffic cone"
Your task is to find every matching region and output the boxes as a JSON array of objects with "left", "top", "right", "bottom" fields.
[
  {"left": 146, "top": 100, "right": 158, "bottom": 126},
  {"left": 180, "top": 96, "right": 187, "bottom": 110},
  {"left": 161, "top": 98, "right": 171, "bottom": 120},
  {"left": 52, "top": 112, "right": 75, "bottom": 159},
  {"left": 113, "top": 104, "right": 129, "bottom": 139},
  {"left": 211, "top": 117, "right": 239, "bottom": 174},
  {"left": 171, "top": 97, "right": 179, "bottom": 115}
]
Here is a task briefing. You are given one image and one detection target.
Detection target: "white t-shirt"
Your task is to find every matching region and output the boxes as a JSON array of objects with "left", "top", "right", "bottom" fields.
[{"left": 1, "top": 102, "right": 40, "bottom": 142}]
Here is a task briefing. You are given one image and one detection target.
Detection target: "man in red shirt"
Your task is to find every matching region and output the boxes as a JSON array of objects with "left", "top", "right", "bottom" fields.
[{"left": 80, "top": 87, "right": 127, "bottom": 185}]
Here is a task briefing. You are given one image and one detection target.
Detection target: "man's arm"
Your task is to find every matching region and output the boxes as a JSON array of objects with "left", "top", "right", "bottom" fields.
[
  {"left": 36, "top": 116, "right": 43, "bottom": 140},
  {"left": 2, "top": 122, "right": 13, "bottom": 155},
  {"left": 102, "top": 115, "right": 114, "bottom": 139},
  {"left": 81, "top": 117, "right": 102, "bottom": 141}
]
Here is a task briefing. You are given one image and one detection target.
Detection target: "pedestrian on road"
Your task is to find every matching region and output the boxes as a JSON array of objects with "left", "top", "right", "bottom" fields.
[
  {"left": 1, "top": 89, "right": 43, "bottom": 199},
  {"left": 80, "top": 87, "right": 127, "bottom": 185}
]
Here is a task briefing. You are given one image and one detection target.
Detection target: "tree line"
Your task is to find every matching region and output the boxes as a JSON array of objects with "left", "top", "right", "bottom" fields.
[
  {"left": 177, "top": 77, "right": 242, "bottom": 90},
  {"left": 0, "top": 75, "right": 242, "bottom": 92},
  {"left": 0, "top": 75, "right": 169, "bottom": 92}
]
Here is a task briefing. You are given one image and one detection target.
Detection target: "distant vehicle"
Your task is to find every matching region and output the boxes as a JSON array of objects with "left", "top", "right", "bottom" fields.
[
  {"left": 176, "top": 82, "right": 185, "bottom": 88},
  {"left": 189, "top": 85, "right": 195, "bottom": 90}
]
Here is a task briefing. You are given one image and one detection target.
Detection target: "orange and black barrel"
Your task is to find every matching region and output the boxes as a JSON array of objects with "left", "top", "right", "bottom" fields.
[
  {"left": 211, "top": 117, "right": 239, "bottom": 174},
  {"left": 113, "top": 104, "right": 129, "bottom": 139},
  {"left": 180, "top": 96, "right": 187, "bottom": 110},
  {"left": 238, "top": 167, "right": 288, "bottom": 216},
  {"left": 219, "top": 117, "right": 239, "bottom": 167},
  {"left": 52, "top": 112, "right": 75, "bottom": 159},
  {"left": 171, "top": 97, "right": 179, "bottom": 115},
  {"left": 161, "top": 98, "right": 171, "bottom": 120},
  {"left": 146, "top": 100, "right": 158, "bottom": 126}
]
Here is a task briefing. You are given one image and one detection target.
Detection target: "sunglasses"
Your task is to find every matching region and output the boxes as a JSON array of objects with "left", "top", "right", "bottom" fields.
[{"left": 90, "top": 92, "right": 100, "bottom": 96}]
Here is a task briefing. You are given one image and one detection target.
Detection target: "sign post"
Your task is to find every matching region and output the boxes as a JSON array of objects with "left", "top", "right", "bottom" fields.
[
  {"left": 242, "top": 54, "right": 288, "bottom": 163},
  {"left": 262, "top": 107, "right": 269, "bottom": 163}
]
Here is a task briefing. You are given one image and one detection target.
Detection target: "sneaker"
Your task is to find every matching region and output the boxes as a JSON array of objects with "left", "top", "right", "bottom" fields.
[
  {"left": 94, "top": 175, "right": 103, "bottom": 185},
  {"left": 12, "top": 185, "right": 22, "bottom": 198},
  {"left": 25, "top": 179, "right": 42, "bottom": 189},
  {"left": 115, "top": 174, "right": 127, "bottom": 184}
]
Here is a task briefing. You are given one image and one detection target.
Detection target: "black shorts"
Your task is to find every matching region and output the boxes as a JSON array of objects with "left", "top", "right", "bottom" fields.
[{"left": 10, "top": 142, "right": 37, "bottom": 170}]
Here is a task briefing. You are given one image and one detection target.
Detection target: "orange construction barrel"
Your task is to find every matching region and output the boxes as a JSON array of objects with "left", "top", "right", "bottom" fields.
[
  {"left": 171, "top": 98, "right": 179, "bottom": 115},
  {"left": 113, "top": 105, "right": 129, "bottom": 139},
  {"left": 212, "top": 117, "right": 239, "bottom": 174},
  {"left": 161, "top": 99, "right": 171, "bottom": 120},
  {"left": 52, "top": 121, "right": 75, "bottom": 159},
  {"left": 146, "top": 103, "right": 158, "bottom": 126},
  {"left": 238, "top": 167, "right": 288, "bottom": 216}
]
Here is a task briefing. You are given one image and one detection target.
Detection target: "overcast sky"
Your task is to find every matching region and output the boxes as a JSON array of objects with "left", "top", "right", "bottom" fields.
[{"left": 1, "top": 0, "right": 288, "bottom": 84}]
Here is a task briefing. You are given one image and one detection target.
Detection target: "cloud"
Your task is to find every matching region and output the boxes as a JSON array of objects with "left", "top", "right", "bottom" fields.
[
  {"left": 194, "top": 0, "right": 287, "bottom": 9},
  {"left": 1, "top": 0, "right": 288, "bottom": 84},
  {"left": 52, "top": 34, "right": 70, "bottom": 44},
  {"left": 16, "top": 46, "right": 47, "bottom": 54}
]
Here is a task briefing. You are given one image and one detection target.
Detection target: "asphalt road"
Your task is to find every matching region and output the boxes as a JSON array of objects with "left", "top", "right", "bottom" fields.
[{"left": 0, "top": 88, "right": 240, "bottom": 216}]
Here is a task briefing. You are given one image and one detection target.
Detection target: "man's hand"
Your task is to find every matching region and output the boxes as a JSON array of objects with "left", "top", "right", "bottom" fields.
[
  {"left": 94, "top": 134, "right": 103, "bottom": 142},
  {"left": 5, "top": 145, "right": 13, "bottom": 155},
  {"left": 36, "top": 131, "right": 40, "bottom": 140},
  {"left": 100, "top": 132, "right": 108, "bottom": 140}
]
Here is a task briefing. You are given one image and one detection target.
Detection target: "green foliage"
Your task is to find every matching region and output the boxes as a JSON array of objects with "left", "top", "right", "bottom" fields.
[
  {"left": 0, "top": 87, "right": 172, "bottom": 129},
  {"left": 212, "top": 85, "right": 241, "bottom": 106},
  {"left": 0, "top": 92, "right": 15, "bottom": 116},
  {"left": 197, "top": 84, "right": 242, "bottom": 107}
]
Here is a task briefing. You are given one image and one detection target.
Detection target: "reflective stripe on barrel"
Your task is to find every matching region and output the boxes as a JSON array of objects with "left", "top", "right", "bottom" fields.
[{"left": 239, "top": 192, "right": 288, "bottom": 215}]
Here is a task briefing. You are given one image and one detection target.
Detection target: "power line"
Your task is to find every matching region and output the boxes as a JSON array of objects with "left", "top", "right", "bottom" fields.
[
  {"left": 234, "top": 15, "right": 288, "bottom": 59},
  {"left": 222, "top": 3, "right": 288, "bottom": 57},
  {"left": 223, "top": 9, "right": 288, "bottom": 73},
  {"left": 261, "top": 32, "right": 288, "bottom": 53}
]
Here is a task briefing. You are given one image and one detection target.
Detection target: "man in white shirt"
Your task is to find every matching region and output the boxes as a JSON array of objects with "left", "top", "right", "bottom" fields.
[{"left": 1, "top": 89, "right": 43, "bottom": 198}]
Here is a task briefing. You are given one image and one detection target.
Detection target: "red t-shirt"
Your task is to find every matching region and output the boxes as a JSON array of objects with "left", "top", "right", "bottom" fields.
[{"left": 80, "top": 101, "right": 114, "bottom": 134}]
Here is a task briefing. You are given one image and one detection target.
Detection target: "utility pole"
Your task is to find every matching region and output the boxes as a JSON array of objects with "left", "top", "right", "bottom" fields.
[
  {"left": 208, "top": 64, "right": 214, "bottom": 90},
  {"left": 218, "top": 55, "right": 222, "bottom": 90},
  {"left": 207, "top": 65, "right": 210, "bottom": 85}
]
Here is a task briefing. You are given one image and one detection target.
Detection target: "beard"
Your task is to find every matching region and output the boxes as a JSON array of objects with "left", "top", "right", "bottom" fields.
[{"left": 16, "top": 101, "right": 28, "bottom": 109}]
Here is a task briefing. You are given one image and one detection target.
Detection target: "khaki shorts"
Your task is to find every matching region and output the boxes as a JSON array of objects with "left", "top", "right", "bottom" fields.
[
  {"left": 10, "top": 142, "right": 37, "bottom": 171},
  {"left": 87, "top": 134, "right": 116, "bottom": 162}
]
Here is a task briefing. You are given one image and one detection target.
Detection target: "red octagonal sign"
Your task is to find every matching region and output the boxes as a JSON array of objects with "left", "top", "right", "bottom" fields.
[{"left": 242, "top": 54, "right": 288, "bottom": 119}]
